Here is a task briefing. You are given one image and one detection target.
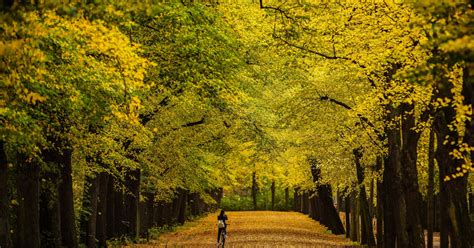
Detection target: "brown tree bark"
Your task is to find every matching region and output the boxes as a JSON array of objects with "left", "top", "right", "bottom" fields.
[
  {"left": 382, "top": 155, "right": 396, "bottom": 248},
  {"left": 40, "top": 148, "right": 62, "bottom": 248},
  {"left": 0, "top": 141, "right": 11, "bottom": 248},
  {"left": 271, "top": 181, "right": 275, "bottom": 211},
  {"left": 106, "top": 176, "right": 116, "bottom": 238},
  {"left": 16, "top": 155, "right": 41, "bottom": 248},
  {"left": 375, "top": 157, "right": 383, "bottom": 248},
  {"left": 177, "top": 189, "right": 187, "bottom": 225},
  {"left": 349, "top": 191, "right": 358, "bottom": 242},
  {"left": 293, "top": 188, "right": 300, "bottom": 212},
  {"left": 80, "top": 175, "right": 99, "bottom": 248},
  {"left": 58, "top": 147, "right": 78, "bottom": 248},
  {"left": 310, "top": 160, "right": 345, "bottom": 235},
  {"left": 353, "top": 149, "right": 375, "bottom": 246},
  {"left": 435, "top": 86, "right": 473, "bottom": 248},
  {"left": 125, "top": 169, "right": 141, "bottom": 239},
  {"left": 39, "top": 177, "right": 61, "bottom": 248},
  {"left": 302, "top": 192, "right": 309, "bottom": 214},
  {"left": 427, "top": 129, "right": 435, "bottom": 248},
  {"left": 252, "top": 172, "right": 258, "bottom": 210},
  {"left": 344, "top": 194, "right": 350, "bottom": 239},
  {"left": 400, "top": 103, "right": 425, "bottom": 248},
  {"left": 96, "top": 173, "right": 108, "bottom": 248}
]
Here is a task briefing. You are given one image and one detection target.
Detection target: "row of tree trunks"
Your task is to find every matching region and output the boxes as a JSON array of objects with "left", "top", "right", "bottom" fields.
[{"left": 3, "top": 138, "right": 220, "bottom": 248}]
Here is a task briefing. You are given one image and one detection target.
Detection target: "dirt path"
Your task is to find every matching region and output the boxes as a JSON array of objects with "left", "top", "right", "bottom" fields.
[{"left": 132, "top": 211, "right": 357, "bottom": 247}]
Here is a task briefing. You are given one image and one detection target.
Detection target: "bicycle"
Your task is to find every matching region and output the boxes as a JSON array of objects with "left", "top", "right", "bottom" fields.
[{"left": 217, "top": 224, "right": 229, "bottom": 248}]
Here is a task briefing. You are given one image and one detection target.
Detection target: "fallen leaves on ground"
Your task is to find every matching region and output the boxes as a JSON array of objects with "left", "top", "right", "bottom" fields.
[{"left": 131, "top": 211, "right": 358, "bottom": 247}]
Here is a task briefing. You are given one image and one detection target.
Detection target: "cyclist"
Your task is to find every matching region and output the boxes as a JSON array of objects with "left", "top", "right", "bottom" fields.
[{"left": 217, "top": 210, "right": 228, "bottom": 244}]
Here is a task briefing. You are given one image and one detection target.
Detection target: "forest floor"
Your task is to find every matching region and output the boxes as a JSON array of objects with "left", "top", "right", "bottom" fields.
[{"left": 130, "top": 211, "right": 358, "bottom": 247}]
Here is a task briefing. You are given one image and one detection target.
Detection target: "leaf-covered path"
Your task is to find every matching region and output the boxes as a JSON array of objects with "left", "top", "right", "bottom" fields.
[{"left": 132, "top": 211, "right": 357, "bottom": 247}]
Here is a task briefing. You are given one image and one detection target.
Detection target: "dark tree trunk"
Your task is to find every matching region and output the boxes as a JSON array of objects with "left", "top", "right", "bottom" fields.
[
  {"left": 353, "top": 148, "right": 375, "bottom": 246},
  {"left": 400, "top": 103, "right": 425, "bottom": 248},
  {"left": 96, "top": 173, "right": 108, "bottom": 248},
  {"left": 271, "top": 181, "right": 275, "bottom": 211},
  {"left": 153, "top": 202, "right": 163, "bottom": 227},
  {"left": 39, "top": 175, "right": 61, "bottom": 248},
  {"left": 344, "top": 194, "right": 350, "bottom": 239},
  {"left": 383, "top": 156, "right": 396, "bottom": 248},
  {"left": 309, "top": 160, "right": 345, "bottom": 235},
  {"left": 387, "top": 111, "right": 409, "bottom": 248},
  {"left": 375, "top": 157, "right": 383, "bottom": 248},
  {"left": 177, "top": 189, "right": 187, "bottom": 225},
  {"left": 293, "top": 188, "right": 300, "bottom": 212},
  {"left": 40, "top": 148, "right": 62, "bottom": 248},
  {"left": 113, "top": 186, "right": 125, "bottom": 236},
  {"left": 0, "top": 141, "right": 11, "bottom": 248},
  {"left": 189, "top": 193, "right": 200, "bottom": 216},
  {"left": 285, "top": 187, "right": 289, "bottom": 211},
  {"left": 16, "top": 156, "right": 41, "bottom": 248},
  {"left": 302, "top": 192, "right": 309, "bottom": 214},
  {"left": 172, "top": 192, "right": 182, "bottom": 223},
  {"left": 252, "top": 172, "right": 258, "bottom": 210},
  {"left": 435, "top": 98, "right": 473, "bottom": 248},
  {"left": 106, "top": 176, "right": 116, "bottom": 238},
  {"left": 349, "top": 191, "right": 358, "bottom": 242},
  {"left": 309, "top": 190, "right": 320, "bottom": 221},
  {"left": 58, "top": 147, "right": 77, "bottom": 248},
  {"left": 470, "top": 193, "right": 474, "bottom": 218},
  {"left": 427, "top": 129, "right": 435, "bottom": 248},
  {"left": 163, "top": 201, "right": 173, "bottom": 225},
  {"left": 125, "top": 169, "right": 141, "bottom": 239},
  {"left": 80, "top": 175, "right": 99, "bottom": 248}
]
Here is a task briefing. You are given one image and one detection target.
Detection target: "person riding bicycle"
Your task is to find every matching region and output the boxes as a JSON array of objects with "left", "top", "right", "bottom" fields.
[{"left": 217, "top": 210, "right": 228, "bottom": 243}]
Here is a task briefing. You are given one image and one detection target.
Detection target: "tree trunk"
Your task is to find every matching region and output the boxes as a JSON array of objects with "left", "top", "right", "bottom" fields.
[
  {"left": 40, "top": 148, "right": 62, "bottom": 248},
  {"left": 106, "top": 176, "right": 116, "bottom": 238},
  {"left": 271, "top": 181, "right": 275, "bottom": 211},
  {"left": 125, "top": 169, "right": 140, "bottom": 239},
  {"left": 81, "top": 175, "right": 99, "bottom": 248},
  {"left": 96, "top": 173, "right": 108, "bottom": 248},
  {"left": 285, "top": 187, "right": 289, "bottom": 211},
  {"left": 353, "top": 148, "right": 375, "bottom": 246},
  {"left": 349, "top": 191, "right": 358, "bottom": 242},
  {"left": 16, "top": 156, "right": 41, "bottom": 248},
  {"left": 427, "top": 129, "right": 435, "bottom": 248},
  {"left": 302, "top": 192, "right": 309, "bottom": 214},
  {"left": 58, "top": 147, "right": 77, "bottom": 248},
  {"left": 0, "top": 141, "right": 11, "bottom": 248},
  {"left": 293, "top": 188, "right": 300, "bottom": 212},
  {"left": 383, "top": 155, "right": 396, "bottom": 248},
  {"left": 344, "top": 194, "right": 350, "bottom": 239},
  {"left": 309, "top": 190, "right": 320, "bottom": 221},
  {"left": 375, "top": 157, "right": 384, "bottom": 248},
  {"left": 435, "top": 103, "right": 473, "bottom": 248},
  {"left": 310, "top": 160, "right": 345, "bottom": 235},
  {"left": 469, "top": 193, "right": 473, "bottom": 218},
  {"left": 400, "top": 103, "right": 425, "bottom": 248},
  {"left": 39, "top": 177, "right": 61, "bottom": 248},
  {"left": 178, "top": 189, "right": 187, "bottom": 225},
  {"left": 252, "top": 172, "right": 258, "bottom": 211}
]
